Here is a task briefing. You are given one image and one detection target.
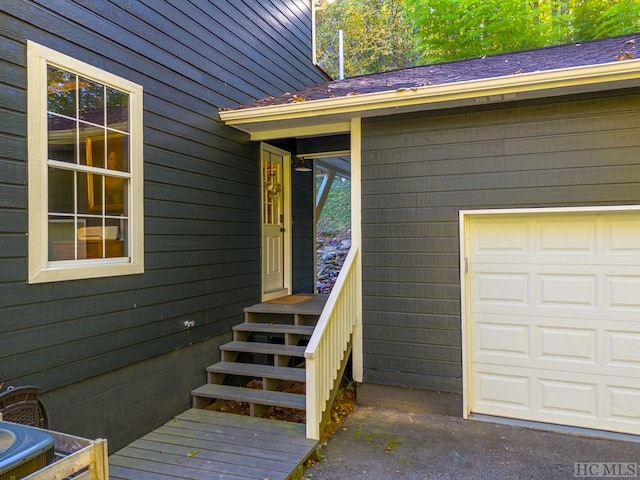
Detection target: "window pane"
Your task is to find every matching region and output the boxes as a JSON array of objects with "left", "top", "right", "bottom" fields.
[
  {"left": 107, "top": 134, "right": 129, "bottom": 173},
  {"left": 48, "top": 114, "right": 76, "bottom": 163},
  {"left": 79, "top": 171, "right": 102, "bottom": 215},
  {"left": 106, "top": 87, "right": 129, "bottom": 132},
  {"left": 106, "top": 218, "right": 126, "bottom": 258},
  {"left": 105, "top": 175, "right": 125, "bottom": 214},
  {"left": 72, "top": 219, "right": 125, "bottom": 259},
  {"left": 78, "top": 77, "right": 104, "bottom": 125},
  {"left": 80, "top": 124, "right": 105, "bottom": 168},
  {"left": 47, "top": 66, "right": 76, "bottom": 117},
  {"left": 48, "top": 167, "right": 74, "bottom": 214},
  {"left": 48, "top": 216, "right": 80, "bottom": 261}
]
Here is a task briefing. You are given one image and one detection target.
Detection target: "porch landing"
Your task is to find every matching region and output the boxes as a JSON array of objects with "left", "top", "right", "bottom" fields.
[
  {"left": 246, "top": 293, "right": 328, "bottom": 316},
  {"left": 109, "top": 408, "right": 319, "bottom": 480}
]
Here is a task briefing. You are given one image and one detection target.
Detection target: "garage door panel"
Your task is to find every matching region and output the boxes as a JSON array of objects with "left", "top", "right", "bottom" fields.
[
  {"left": 538, "top": 274, "right": 597, "bottom": 309},
  {"left": 472, "top": 220, "right": 529, "bottom": 254},
  {"left": 536, "top": 219, "right": 597, "bottom": 254},
  {"left": 606, "top": 331, "right": 640, "bottom": 368},
  {"left": 606, "top": 385, "right": 640, "bottom": 426},
  {"left": 607, "top": 276, "right": 640, "bottom": 311},
  {"left": 475, "top": 272, "right": 530, "bottom": 305},
  {"left": 473, "top": 364, "right": 640, "bottom": 434},
  {"left": 475, "top": 316, "right": 640, "bottom": 374},
  {"left": 604, "top": 216, "right": 640, "bottom": 253},
  {"left": 473, "top": 370, "right": 531, "bottom": 411},
  {"left": 466, "top": 210, "right": 640, "bottom": 435},
  {"left": 475, "top": 322, "right": 530, "bottom": 359},
  {"left": 539, "top": 378, "right": 598, "bottom": 419},
  {"left": 538, "top": 326, "right": 597, "bottom": 363}
]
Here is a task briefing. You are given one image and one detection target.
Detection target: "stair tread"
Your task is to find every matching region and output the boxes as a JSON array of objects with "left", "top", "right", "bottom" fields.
[
  {"left": 191, "top": 383, "right": 306, "bottom": 410},
  {"left": 207, "top": 361, "right": 306, "bottom": 382},
  {"left": 221, "top": 341, "right": 306, "bottom": 357},
  {"left": 233, "top": 323, "right": 315, "bottom": 335}
]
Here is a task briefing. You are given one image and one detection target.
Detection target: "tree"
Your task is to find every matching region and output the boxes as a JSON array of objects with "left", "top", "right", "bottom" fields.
[
  {"left": 315, "top": 0, "right": 419, "bottom": 78},
  {"left": 572, "top": 0, "right": 640, "bottom": 40},
  {"left": 403, "top": 0, "right": 640, "bottom": 63}
]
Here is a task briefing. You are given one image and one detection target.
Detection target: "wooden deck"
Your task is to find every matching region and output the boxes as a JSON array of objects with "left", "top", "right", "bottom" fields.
[{"left": 109, "top": 408, "right": 319, "bottom": 480}]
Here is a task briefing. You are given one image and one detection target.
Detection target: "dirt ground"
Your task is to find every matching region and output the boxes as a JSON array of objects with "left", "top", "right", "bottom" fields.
[{"left": 206, "top": 378, "right": 357, "bottom": 443}]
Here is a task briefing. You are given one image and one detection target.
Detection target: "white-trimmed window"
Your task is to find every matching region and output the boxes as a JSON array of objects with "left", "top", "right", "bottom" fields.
[{"left": 27, "top": 41, "right": 144, "bottom": 283}]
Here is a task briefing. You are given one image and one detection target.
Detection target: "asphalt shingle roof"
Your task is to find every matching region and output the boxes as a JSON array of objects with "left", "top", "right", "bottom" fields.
[{"left": 234, "top": 34, "right": 639, "bottom": 110}]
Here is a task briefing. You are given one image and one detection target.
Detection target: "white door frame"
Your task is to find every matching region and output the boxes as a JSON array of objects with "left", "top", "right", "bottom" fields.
[
  {"left": 460, "top": 204, "right": 640, "bottom": 421},
  {"left": 261, "top": 143, "right": 292, "bottom": 301}
]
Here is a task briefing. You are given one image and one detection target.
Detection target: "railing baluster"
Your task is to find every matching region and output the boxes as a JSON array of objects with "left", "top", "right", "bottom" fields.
[{"left": 304, "top": 247, "right": 360, "bottom": 440}]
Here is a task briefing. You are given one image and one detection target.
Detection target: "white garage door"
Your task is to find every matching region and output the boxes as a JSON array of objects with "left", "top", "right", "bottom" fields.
[{"left": 465, "top": 209, "right": 640, "bottom": 435}]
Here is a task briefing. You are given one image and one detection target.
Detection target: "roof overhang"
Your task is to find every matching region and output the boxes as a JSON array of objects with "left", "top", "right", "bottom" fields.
[{"left": 219, "top": 60, "right": 640, "bottom": 141}]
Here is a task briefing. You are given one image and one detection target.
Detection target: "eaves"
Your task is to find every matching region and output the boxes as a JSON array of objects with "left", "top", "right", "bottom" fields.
[{"left": 219, "top": 60, "right": 640, "bottom": 141}]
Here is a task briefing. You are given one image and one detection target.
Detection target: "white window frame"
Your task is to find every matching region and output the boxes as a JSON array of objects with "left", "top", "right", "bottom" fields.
[{"left": 27, "top": 41, "right": 144, "bottom": 283}]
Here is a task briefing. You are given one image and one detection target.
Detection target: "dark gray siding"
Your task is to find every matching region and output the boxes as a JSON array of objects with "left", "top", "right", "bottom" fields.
[
  {"left": 292, "top": 169, "right": 315, "bottom": 293},
  {"left": 0, "top": 0, "right": 324, "bottom": 447},
  {"left": 361, "top": 93, "right": 640, "bottom": 393}
]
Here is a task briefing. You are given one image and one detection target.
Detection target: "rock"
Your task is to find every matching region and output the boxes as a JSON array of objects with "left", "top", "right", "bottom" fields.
[{"left": 316, "top": 230, "right": 350, "bottom": 294}]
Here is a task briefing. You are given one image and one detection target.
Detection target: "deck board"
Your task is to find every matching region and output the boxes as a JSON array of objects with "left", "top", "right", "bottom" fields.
[
  {"left": 244, "top": 294, "right": 328, "bottom": 316},
  {"left": 109, "top": 408, "right": 318, "bottom": 480}
]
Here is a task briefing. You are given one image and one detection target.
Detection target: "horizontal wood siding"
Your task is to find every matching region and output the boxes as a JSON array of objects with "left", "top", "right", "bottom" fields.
[
  {"left": 361, "top": 93, "right": 640, "bottom": 393},
  {"left": 0, "top": 0, "right": 324, "bottom": 437},
  {"left": 292, "top": 169, "right": 315, "bottom": 294}
]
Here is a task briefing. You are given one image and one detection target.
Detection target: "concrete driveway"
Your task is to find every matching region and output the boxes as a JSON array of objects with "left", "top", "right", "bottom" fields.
[{"left": 305, "top": 406, "right": 640, "bottom": 480}]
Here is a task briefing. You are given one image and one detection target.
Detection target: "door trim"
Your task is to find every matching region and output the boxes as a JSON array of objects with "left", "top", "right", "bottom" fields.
[{"left": 261, "top": 143, "right": 292, "bottom": 301}]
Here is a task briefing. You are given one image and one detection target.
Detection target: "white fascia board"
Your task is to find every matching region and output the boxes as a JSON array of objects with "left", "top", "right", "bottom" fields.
[
  {"left": 246, "top": 121, "right": 351, "bottom": 141},
  {"left": 220, "top": 60, "right": 640, "bottom": 137}
]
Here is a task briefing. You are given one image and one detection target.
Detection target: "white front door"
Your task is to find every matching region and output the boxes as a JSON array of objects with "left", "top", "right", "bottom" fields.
[
  {"left": 261, "top": 144, "right": 291, "bottom": 301},
  {"left": 463, "top": 208, "right": 640, "bottom": 435}
]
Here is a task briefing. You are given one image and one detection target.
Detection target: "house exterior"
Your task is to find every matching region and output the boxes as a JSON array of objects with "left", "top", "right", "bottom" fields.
[
  {"left": 0, "top": 1, "right": 327, "bottom": 451},
  {"left": 221, "top": 35, "right": 640, "bottom": 438}
]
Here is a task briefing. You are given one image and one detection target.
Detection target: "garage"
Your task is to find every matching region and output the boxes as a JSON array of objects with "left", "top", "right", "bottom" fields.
[{"left": 463, "top": 207, "right": 640, "bottom": 435}]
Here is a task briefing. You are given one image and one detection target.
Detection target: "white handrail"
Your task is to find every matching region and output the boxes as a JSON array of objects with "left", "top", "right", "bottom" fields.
[{"left": 305, "top": 246, "right": 360, "bottom": 440}]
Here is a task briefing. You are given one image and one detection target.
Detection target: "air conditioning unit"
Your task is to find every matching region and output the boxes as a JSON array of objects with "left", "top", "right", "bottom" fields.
[{"left": 0, "top": 421, "right": 55, "bottom": 480}]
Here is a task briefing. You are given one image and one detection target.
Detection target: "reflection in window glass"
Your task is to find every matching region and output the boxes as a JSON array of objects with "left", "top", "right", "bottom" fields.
[
  {"left": 47, "top": 115, "right": 77, "bottom": 163},
  {"left": 48, "top": 167, "right": 74, "bottom": 214},
  {"left": 80, "top": 124, "right": 104, "bottom": 167},
  {"left": 79, "top": 76, "right": 104, "bottom": 125},
  {"left": 105, "top": 174, "right": 125, "bottom": 214},
  {"left": 107, "top": 136, "right": 129, "bottom": 173},
  {"left": 77, "top": 171, "right": 96, "bottom": 215},
  {"left": 43, "top": 65, "right": 131, "bottom": 263},
  {"left": 48, "top": 215, "right": 80, "bottom": 261},
  {"left": 47, "top": 65, "right": 76, "bottom": 117},
  {"left": 107, "top": 86, "right": 129, "bottom": 132}
]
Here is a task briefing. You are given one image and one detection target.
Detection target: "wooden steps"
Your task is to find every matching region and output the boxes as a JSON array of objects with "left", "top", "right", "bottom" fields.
[
  {"left": 233, "top": 323, "right": 315, "bottom": 336},
  {"left": 207, "top": 361, "right": 306, "bottom": 383},
  {"left": 192, "top": 384, "right": 306, "bottom": 410},
  {"left": 220, "top": 341, "right": 306, "bottom": 357},
  {"left": 191, "top": 294, "right": 327, "bottom": 422}
]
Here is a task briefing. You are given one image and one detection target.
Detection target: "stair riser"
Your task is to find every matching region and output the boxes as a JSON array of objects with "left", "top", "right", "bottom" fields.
[{"left": 245, "top": 312, "right": 320, "bottom": 327}]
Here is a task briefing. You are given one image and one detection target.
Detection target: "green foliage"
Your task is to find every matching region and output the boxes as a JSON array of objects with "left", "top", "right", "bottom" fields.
[
  {"left": 315, "top": 0, "right": 640, "bottom": 75},
  {"left": 316, "top": 175, "right": 350, "bottom": 235},
  {"left": 316, "top": 0, "right": 419, "bottom": 78},
  {"left": 403, "top": 0, "right": 640, "bottom": 63},
  {"left": 569, "top": 0, "right": 640, "bottom": 41}
]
